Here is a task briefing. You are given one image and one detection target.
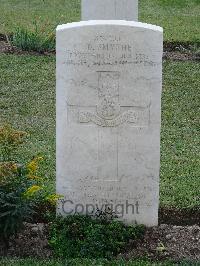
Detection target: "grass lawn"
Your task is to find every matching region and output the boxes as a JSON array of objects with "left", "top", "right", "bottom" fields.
[
  {"left": 0, "top": 54, "right": 56, "bottom": 191},
  {"left": 0, "top": 0, "right": 199, "bottom": 42},
  {"left": 0, "top": 54, "right": 199, "bottom": 209},
  {"left": 161, "top": 60, "right": 200, "bottom": 208},
  {"left": 0, "top": 258, "right": 195, "bottom": 266}
]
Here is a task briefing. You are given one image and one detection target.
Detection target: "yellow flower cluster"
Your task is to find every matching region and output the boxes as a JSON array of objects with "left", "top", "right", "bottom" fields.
[
  {"left": 0, "top": 162, "right": 18, "bottom": 185},
  {"left": 0, "top": 162, "right": 17, "bottom": 174},
  {"left": 24, "top": 185, "right": 42, "bottom": 197},
  {"left": 0, "top": 125, "right": 27, "bottom": 145},
  {"left": 27, "top": 156, "right": 43, "bottom": 179},
  {"left": 27, "top": 175, "right": 41, "bottom": 180},
  {"left": 46, "top": 194, "right": 63, "bottom": 205}
]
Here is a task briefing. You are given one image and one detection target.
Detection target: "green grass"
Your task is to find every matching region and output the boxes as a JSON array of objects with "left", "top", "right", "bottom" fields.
[
  {"left": 161, "top": 60, "right": 200, "bottom": 208},
  {"left": 0, "top": 54, "right": 199, "bottom": 209},
  {"left": 0, "top": 54, "right": 55, "bottom": 191},
  {"left": 11, "top": 26, "right": 55, "bottom": 52},
  {"left": 140, "top": 0, "right": 200, "bottom": 42},
  {"left": 0, "top": 0, "right": 199, "bottom": 42},
  {"left": 0, "top": 258, "right": 196, "bottom": 266}
]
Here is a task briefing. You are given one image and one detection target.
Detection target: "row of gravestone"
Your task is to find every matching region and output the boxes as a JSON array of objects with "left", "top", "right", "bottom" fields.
[
  {"left": 82, "top": 0, "right": 138, "bottom": 21},
  {"left": 56, "top": 0, "right": 163, "bottom": 226}
]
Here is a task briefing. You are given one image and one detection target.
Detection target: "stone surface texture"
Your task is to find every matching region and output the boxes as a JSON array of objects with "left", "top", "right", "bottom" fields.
[
  {"left": 56, "top": 21, "right": 163, "bottom": 226},
  {"left": 82, "top": 0, "right": 138, "bottom": 21}
]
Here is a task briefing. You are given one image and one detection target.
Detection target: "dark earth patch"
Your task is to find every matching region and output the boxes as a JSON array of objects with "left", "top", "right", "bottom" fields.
[
  {"left": 159, "top": 207, "right": 200, "bottom": 226},
  {"left": 0, "top": 222, "right": 199, "bottom": 263},
  {"left": 163, "top": 51, "right": 200, "bottom": 61},
  {"left": 164, "top": 41, "right": 200, "bottom": 52},
  {"left": 0, "top": 223, "right": 52, "bottom": 259},
  {"left": 0, "top": 33, "right": 199, "bottom": 61},
  {"left": 120, "top": 224, "right": 200, "bottom": 263},
  {"left": 32, "top": 206, "right": 200, "bottom": 226}
]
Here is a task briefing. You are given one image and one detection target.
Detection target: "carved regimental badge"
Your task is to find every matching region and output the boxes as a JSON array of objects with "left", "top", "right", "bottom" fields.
[{"left": 79, "top": 71, "right": 149, "bottom": 127}]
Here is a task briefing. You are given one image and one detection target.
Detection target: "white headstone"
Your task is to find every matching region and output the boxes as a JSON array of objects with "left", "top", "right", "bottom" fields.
[
  {"left": 82, "top": 0, "right": 138, "bottom": 21},
  {"left": 56, "top": 20, "right": 163, "bottom": 226}
]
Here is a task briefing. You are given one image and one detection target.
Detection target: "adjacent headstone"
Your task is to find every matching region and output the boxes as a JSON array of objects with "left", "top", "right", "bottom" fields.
[
  {"left": 56, "top": 20, "right": 163, "bottom": 226},
  {"left": 82, "top": 0, "right": 138, "bottom": 21}
]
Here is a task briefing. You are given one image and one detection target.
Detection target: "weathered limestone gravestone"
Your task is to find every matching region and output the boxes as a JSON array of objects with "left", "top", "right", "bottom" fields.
[
  {"left": 82, "top": 0, "right": 138, "bottom": 21},
  {"left": 56, "top": 20, "right": 163, "bottom": 226}
]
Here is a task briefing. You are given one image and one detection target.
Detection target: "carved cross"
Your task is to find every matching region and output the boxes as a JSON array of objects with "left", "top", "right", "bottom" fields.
[{"left": 77, "top": 71, "right": 149, "bottom": 181}]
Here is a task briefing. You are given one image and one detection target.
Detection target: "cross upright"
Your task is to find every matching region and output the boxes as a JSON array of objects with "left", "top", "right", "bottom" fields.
[{"left": 77, "top": 71, "right": 149, "bottom": 181}]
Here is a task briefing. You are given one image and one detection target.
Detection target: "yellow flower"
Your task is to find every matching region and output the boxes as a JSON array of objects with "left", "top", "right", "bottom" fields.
[
  {"left": 27, "top": 157, "right": 43, "bottom": 174},
  {"left": 0, "top": 162, "right": 18, "bottom": 179},
  {"left": 27, "top": 160, "right": 38, "bottom": 174},
  {"left": 0, "top": 125, "right": 27, "bottom": 145},
  {"left": 12, "top": 163, "right": 18, "bottom": 171},
  {"left": 24, "top": 185, "right": 42, "bottom": 197},
  {"left": 27, "top": 174, "right": 41, "bottom": 180},
  {"left": 46, "top": 194, "right": 63, "bottom": 205},
  {"left": 37, "top": 156, "right": 43, "bottom": 161}
]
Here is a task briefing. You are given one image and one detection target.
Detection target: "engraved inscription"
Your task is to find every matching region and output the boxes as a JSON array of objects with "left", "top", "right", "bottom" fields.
[{"left": 65, "top": 35, "right": 159, "bottom": 67}]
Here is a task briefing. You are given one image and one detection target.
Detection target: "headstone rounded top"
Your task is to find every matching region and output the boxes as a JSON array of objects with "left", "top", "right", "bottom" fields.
[{"left": 56, "top": 20, "right": 163, "bottom": 33}]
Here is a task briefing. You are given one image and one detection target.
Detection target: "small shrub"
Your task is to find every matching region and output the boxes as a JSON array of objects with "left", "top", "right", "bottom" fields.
[
  {"left": 11, "top": 22, "right": 55, "bottom": 52},
  {"left": 0, "top": 125, "right": 60, "bottom": 239},
  {"left": 49, "top": 215, "right": 145, "bottom": 259},
  {"left": 0, "top": 157, "right": 45, "bottom": 239}
]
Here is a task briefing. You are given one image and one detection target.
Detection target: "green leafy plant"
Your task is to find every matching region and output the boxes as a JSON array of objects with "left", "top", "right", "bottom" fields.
[
  {"left": 11, "top": 22, "right": 55, "bottom": 53},
  {"left": 0, "top": 125, "right": 60, "bottom": 240},
  {"left": 49, "top": 215, "right": 145, "bottom": 259},
  {"left": 0, "top": 158, "right": 43, "bottom": 240}
]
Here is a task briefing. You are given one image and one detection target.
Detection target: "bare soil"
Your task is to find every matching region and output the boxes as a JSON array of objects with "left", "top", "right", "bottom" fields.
[
  {"left": 0, "top": 222, "right": 200, "bottom": 263},
  {"left": 0, "top": 34, "right": 199, "bottom": 61},
  {"left": 163, "top": 51, "right": 199, "bottom": 61},
  {"left": 159, "top": 207, "right": 200, "bottom": 226},
  {"left": 120, "top": 224, "right": 200, "bottom": 263},
  {"left": 0, "top": 223, "right": 52, "bottom": 259}
]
